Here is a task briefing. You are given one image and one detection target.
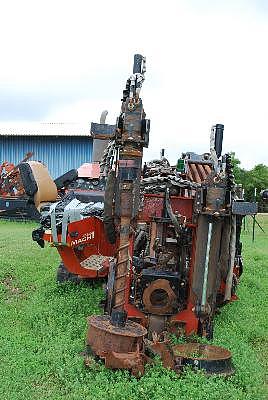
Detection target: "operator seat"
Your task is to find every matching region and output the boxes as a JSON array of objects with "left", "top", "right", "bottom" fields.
[{"left": 19, "top": 161, "right": 58, "bottom": 210}]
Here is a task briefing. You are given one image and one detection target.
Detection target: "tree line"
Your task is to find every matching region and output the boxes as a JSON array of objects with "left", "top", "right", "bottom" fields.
[{"left": 231, "top": 152, "right": 268, "bottom": 203}]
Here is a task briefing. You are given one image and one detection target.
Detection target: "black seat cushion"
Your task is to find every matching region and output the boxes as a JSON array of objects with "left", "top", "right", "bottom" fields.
[
  {"left": 18, "top": 163, "right": 38, "bottom": 197},
  {"left": 54, "top": 169, "right": 78, "bottom": 190}
]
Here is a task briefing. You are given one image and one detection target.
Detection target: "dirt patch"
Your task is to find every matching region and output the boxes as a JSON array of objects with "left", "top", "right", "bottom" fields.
[{"left": 0, "top": 275, "right": 25, "bottom": 299}]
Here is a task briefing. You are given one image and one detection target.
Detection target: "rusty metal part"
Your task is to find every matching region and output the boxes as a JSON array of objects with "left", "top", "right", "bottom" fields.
[
  {"left": 104, "top": 348, "right": 145, "bottom": 376},
  {"left": 218, "top": 217, "right": 232, "bottom": 281},
  {"left": 172, "top": 343, "right": 234, "bottom": 376},
  {"left": 189, "top": 163, "right": 199, "bottom": 183},
  {"left": 87, "top": 315, "right": 147, "bottom": 376},
  {"left": 205, "top": 187, "right": 226, "bottom": 213},
  {"left": 87, "top": 315, "right": 147, "bottom": 352},
  {"left": 224, "top": 215, "right": 236, "bottom": 301},
  {"left": 146, "top": 341, "right": 234, "bottom": 375},
  {"left": 142, "top": 278, "right": 177, "bottom": 315},
  {"left": 147, "top": 314, "right": 168, "bottom": 337},
  {"left": 113, "top": 219, "right": 132, "bottom": 310},
  {"left": 85, "top": 346, "right": 145, "bottom": 377},
  {"left": 121, "top": 148, "right": 143, "bottom": 158},
  {"left": 149, "top": 222, "right": 157, "bottom": 257},
  {"left": 0, "top": 152, "right": 34, "bottom": 197},
  {"left": 146, "top": 339, "right": 175, "bottom": 370},
  {"left": 187, "top": 162, "right": 212, "bottom": 183}
]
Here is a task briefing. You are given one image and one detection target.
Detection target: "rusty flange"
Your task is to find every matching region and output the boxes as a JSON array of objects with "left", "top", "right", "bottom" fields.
[
  {"left": 142, "top": 278, "right": 177, "bottom": 315},
  {"left": 86, "top": 315, "right": 147, "bottom": 376},
  {"left": 146, "top": 341, "right": 234, "bottom": 376},
  {"left": 172, "top": 343, "right": 234, "bottom": 376}
]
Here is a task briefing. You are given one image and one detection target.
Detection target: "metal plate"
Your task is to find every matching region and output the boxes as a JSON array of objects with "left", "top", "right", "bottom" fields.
[
  {"left": 80, "top": 255, "right": 112, "bottom": 270},
  {"left": 90, "top": 122, "right": 115, "bottom": 138},
  {"left": 232, "top": 201, "right": 258, "bottom": 215}
]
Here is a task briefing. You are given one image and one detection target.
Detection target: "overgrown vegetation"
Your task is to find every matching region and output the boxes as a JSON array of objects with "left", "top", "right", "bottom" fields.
[{"left": 0, "top": 217, "right": 267, "bottom": 399}]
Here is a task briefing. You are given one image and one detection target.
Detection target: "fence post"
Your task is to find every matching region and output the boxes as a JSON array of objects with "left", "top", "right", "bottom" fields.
[{"left": 252, "top": 188, "right": 257, "bottom": 242}]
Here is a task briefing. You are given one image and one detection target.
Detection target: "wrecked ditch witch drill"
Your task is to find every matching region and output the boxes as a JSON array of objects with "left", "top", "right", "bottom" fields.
[{"left": 86, "top": 54, "right": 257, "bottom": 376}]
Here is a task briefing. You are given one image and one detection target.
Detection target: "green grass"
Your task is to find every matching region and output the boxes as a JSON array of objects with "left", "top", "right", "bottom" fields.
[{"left": 0, "top": 216, "right": 267, "bottom": 400}]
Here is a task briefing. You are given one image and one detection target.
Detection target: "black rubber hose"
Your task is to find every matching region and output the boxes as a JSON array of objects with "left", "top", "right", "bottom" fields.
[{"left": 103, "top": 170, "right": 117, "bottom": 244}]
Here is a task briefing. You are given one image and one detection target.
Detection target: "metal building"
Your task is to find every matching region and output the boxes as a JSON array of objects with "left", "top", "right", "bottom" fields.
[{"left": 0, "top": 123, "right": 93, "bottom": 178}]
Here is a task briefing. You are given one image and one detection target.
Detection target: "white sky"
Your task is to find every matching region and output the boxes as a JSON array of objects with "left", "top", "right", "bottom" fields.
[{"left": 0, "top": 0, "right": 267, "bottom": 169}]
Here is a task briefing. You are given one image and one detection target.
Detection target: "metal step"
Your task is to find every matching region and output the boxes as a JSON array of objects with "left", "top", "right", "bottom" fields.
[{"left": 80, "top": 254, "right": 112, "bottom": 270}]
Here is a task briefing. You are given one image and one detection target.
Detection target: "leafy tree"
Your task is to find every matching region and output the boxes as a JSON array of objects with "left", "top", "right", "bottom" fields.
[
  {"left": 246, "top": 164, "right": 268, "bottom": 201},
  {"left": 230, "top": 152, "right": 268, "bottom": 202}
]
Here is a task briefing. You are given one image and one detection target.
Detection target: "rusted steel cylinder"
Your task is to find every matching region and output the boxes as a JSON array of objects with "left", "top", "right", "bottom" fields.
[
  {"left": 172, "top": 343, "right": 234, "bottom": 376},
  {"left": 87, "top": 315, "right": 147, "bottom": 355}
]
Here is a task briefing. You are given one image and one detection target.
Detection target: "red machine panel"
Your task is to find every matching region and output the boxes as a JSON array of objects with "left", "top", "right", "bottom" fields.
[
  {"left": 139, "top": 194, "right": 164, "bottom": 221},
  {"left": 44, "top": 217, "right": 116, "bottom": 278},
  {"left": 170, "top": 196, "right": 193, "bottom": 222},
  {"left": 139, "top": 194, "right": 194, "bottom": 222}
]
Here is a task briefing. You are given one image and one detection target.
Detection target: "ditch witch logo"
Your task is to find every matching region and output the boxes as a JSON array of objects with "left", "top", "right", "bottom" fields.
[{"left": 70, "top": 231, "right": 95, "bottom": 247}]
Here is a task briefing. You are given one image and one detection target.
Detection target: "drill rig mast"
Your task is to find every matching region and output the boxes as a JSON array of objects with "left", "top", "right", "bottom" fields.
[{"left": 87, "top": 54, "right": 150, "bottom": 375}]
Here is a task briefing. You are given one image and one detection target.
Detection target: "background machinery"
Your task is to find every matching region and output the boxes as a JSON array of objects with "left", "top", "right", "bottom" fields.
[{"left": 0, "top": 152, "right": 41, "bottom": 220}]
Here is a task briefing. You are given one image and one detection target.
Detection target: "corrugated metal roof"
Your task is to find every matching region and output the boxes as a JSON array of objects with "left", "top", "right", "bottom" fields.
[
  {"left": 186, "top": 161, "right": 212, "bottom": 183},
  {"left": 0, "top": 122, "right": 91, "bottom": 136}
]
